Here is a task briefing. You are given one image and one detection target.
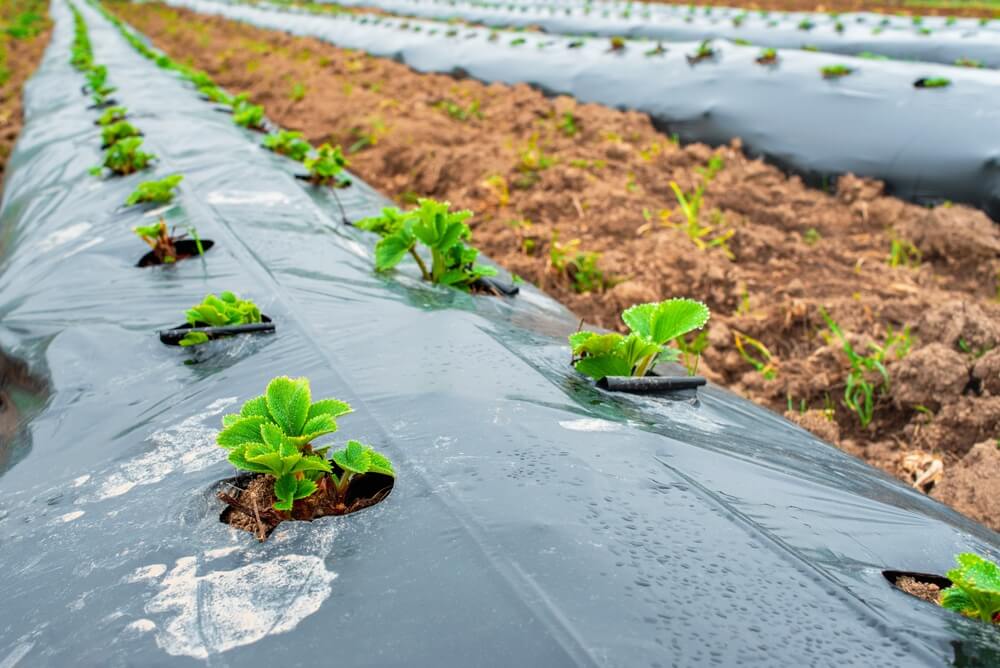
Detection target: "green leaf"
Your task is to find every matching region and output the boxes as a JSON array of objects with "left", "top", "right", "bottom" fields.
[
  {"left": 368, "top": 450, "right": 395, "bottom": 477},
  {"left": 290, "top": 414, "right": 339, "bottom": 445},
  {"left": 374, "top": 229, "right": 415, "bottom": 271},
  {"left": 295, "top": 478, "right": 318, "bottom": 500},
  {"left": 228, "top": 448, "right": 273, "bottom": 474},
  {"left": 307, "top": 399, "right": 352, "bottom": 421},
  {"left": 260, "top": 422, "right": 286, "bottom": 449},
  {"left": 179, "top": 331, "right": 210, "bottom": 347},
  {"left": 217, "top": 416, "right": 267, "bottom": 448},
  {"left": 943, "top": 553, "right": 1000, "bottom": 623},
  {"left": 290, "top": 455, "right": 332, "bottom": 474},
  {"left": 568, "top": 330, "right": 595, "bottom": 351},
  {"left": 240, "top": 395, "right": 269, "bottom": 419},
  {"left": 573, "top": 354, "right": 632, "bottom": 381},
  {"left": 333, "top": 440, "right": 372, "bottom": 475},
  {"left": 265, "top": 376, "right": 311, "bottom": 436},
  {"left": 572, "top": 332, "right": 624, "bottom": 357},
  {"left": 222, "top": 414, "right": 241, "bottom": 428},
  {"left": 246, "top": 443, "right": 285, "bottom": 475},
  {"left": 622, "top": 298, "right": 710, "bottom": 346},
  {"left": 273, "top": 474, "right": 297, "bottom": 510}
]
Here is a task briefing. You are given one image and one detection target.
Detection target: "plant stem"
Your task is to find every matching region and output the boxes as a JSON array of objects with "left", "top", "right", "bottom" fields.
[
  {"left": 634, "top": 354, "right": 654, "bottom": 378},
  {"left": 409, "top": 248, "right": 430, "bottom": 281}
]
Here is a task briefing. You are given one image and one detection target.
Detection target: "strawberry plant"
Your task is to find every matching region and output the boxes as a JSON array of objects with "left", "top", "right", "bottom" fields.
[
  {"left": 94, "top": 137, "right": 154, "bottom": 176},
  {"left": 199, "top": 85, "right": 232, "bottom": 104},
  {"left": 569, "top": 299, "right": 710, "bottom": 381},
  {"left": 179, "top": 291, "right": 263, "bottom": 346},
  {"left": 101, "top": 120, "right": 140, "bottom": 147},
  {"left": 85, "top": 65, "right": 116, "bottom": 106},
  {"left": 798, "top": 18, "right": 815, "bottom": 31},
  {"left": 940, "top": 553, "right": 1000, "bottom": 624},
  {"left": 262, "top": 130, "right": 311, "bottom": 161},
  {"left": 608, "top": 36, "right": 626, "bottom": 52},
  {"left": 69, "top": 5, "right": 93, "bottom": 71},
  {"left": 954, "top": 58, "right": 984, "bottom": 68},
  {"left": 686, "top": 40, "right": 715, "bottom": 65},
  {"left": 915, "top": 77, "right": 951, "bottom": 89},
  {"left": 233, "top": 98, "right": 265, "bottom": 130},
  {"left": 96, "top": 105, "right": 127, "bottom": 126},
  {"left": 644, "top": 43, "right": 666, "bottom": 57},
  {"left": 756, "top": 48, "right": 778, "bottom": 65},
  {"left": 125, "top": 174, "right": 183, "bottom": 207},
  {"left": 216, "top": 376, "right": 394, "bottom": 515},
  {"left": 304, "top": 143, "right": 350, "bottom": 186},
  {"left": 821, "top": 64, "right": 854, "bottom": 79},
  {"left": 357, "top": 199, "right": 497, "bottom": 291},
  {"left": 133, "top": 220, "right": 203, "bottom": 264}
]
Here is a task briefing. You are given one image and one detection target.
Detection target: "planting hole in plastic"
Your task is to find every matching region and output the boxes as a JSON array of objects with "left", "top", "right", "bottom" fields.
[
  {"left": 136, "top": 238, "right": 214, "bottom": 267},
  {"left": 883, "top": 570, "right": 952, "bottom": 607},
  {"left": 158, "top": 314, "right": 275, "bottom": 346},
  {"left": 217, "top": 470, "right": 395, "bottom": 541}
]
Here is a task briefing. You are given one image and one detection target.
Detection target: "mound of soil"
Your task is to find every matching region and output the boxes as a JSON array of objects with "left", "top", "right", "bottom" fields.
[
  {"left": 111, "top": 1, "right": 1000, "bottom": 531},
  {"left": 0, "top": 5, "right": 52, "bottom": 195}
]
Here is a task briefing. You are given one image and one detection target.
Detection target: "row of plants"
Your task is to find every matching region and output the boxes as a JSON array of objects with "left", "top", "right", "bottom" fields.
[
  {"left": 87, "top": 4, "right": 1000, "bottom": 623},
  {"left": 0, "top": 0, "right": 48, "bottom": 88}
]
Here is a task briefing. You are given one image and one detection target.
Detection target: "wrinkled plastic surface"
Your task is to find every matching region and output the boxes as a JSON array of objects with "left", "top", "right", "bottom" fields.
[
  {"left": 169, "top": 0, "right": 1000, "bottom": 221},
  {"left": 330, "top": 0, "right": 1000, "bottom": 68},
  {"left": 2, "top": 1, "right": 1000, "bottom": 665}
]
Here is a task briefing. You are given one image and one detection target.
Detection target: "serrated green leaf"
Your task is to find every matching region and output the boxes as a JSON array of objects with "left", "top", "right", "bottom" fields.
[
  {"left": 246, "top": 443, "right": 284, "bottom": 474},
  {"left": 240, "top": 395, "right": 269, "bottom": 419},
  {"left": 260, "top": 422, "right": 286, "bottom": 449},
  {"left": 179, "top": 331, "right": 210, "bottom": 347},
  {"left": 307, "top": 399, "right": 352, "bottom": 420},
  {"left": 943, "top": 553, "right": 1000, "bottom": 623},
  {"left": 217, "top": 416, "right": 267, "bottom": 448},
  {"left": 290, "top": 455, "right": 332, "bottom": 474},
  {"left": 265, "top": 376, "right": 311, "bottom": 436},
  {"left": 368, "top": 450, "right": 395, "bottom": 477},
  {"left": 568, "top": 330, "right": 595, "bottom": 352},
  {"left": 622, "top": 298, "right": 710, "bottom": 346},
  {"left": 293, "top": 414, "right": 339, "bottom": 443},
  {"left": 333, "top": 440, "right": 372, "bottom": 475},
  {"left": 222, "top": 414, "right": 241, "bottom": 428},
  {"left": 228, "top": 448, "right": 273, "bottom": 473},
  {"left": 374, "top": 230, "right": 415, "bottom": 271},
  {"left": 295, "top": 478, "right": 318, "bottom": 500}
]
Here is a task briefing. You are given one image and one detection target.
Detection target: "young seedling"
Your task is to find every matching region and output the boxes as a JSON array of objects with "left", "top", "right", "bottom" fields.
[
  {"left": 125, "top": 174, "right": 183, "bottom": 207},
  {"left": 93, "top": 137, "right": 154, "bottom": 176},
  {"left": 100, "top": 120, "right": 140, "bottom": 147},
  {"left": 821, "top": 64, "right": 854, "bottom": 79},
  {"left": 304, "top": 143, "right": 350, "bottom": 187},
  {"left": 549, "top": 235, "right": 610, "bottom": 294},
  {"left": 940, "top": 553, "right": 1000, "bottom": 624},
  {"left": 434, "top": 99, "right": 483, "bottom": 122},
  {"left": 198, "top": 85, "right": 232, "bottom": 104},
  {"left": 357, "top": 199, "right": 498, "bottom": 291},
  {"left": 569, "top": 298, "right": 711, "bottom": 381},
  {"left": 608, "top": 36, "right": 626, "bottom": 52},
  {"left": 668, "top": 159, "right": 735, "bottom": 260},
  {"left": 179, "top": 291, "right": 263, "bottom": 346},
  {"left": 85, "top": 64, "right": 116, "bottom": 106},
  {"left": 954, "top": 58, "right": 984, "bottom": 69},
  {"left": 887, "top": 236, "right": 922, "bottom": 267},
  {"left": 216, "top": 376, "right": 393, "bottom": 515},
  {"left": 557, "top": 111, "right": 579, "bottom": 137},
  {"left": 96, "top": 105, "right": 127, "bottom": 126},
  {"left": 687, "top": 40, "right": 716, "bottom": 64},
  {"left": 733, "top": 331, "right": 777, "bottom": 380},
  {"left": 798, "top": 19, "right": 815, "bottom": 31},
  {"left": 232, "top": 98, "right": 265, "bottom": 130},
  {"left": 756, "top": 48, "right": 778, "bottom": 65},
  {"left": 133, "top": 219, "right": 204, "bottom": 264},
  {"left": 644, "top": 42, "right": 667, "bottom": 57},
  {"left": 262, "top": 130, "right": 312, "bottom": 161}
]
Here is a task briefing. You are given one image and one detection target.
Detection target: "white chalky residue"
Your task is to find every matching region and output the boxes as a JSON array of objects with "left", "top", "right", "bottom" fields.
[
  {"left": 35, "top": 222, "right": 91, "bottom": 253},
  {"left": 88, "top": 398, "right": 237, "bottom": 501},
  {"left": 0, "top": 641, "right": 34, "bottom": 668},
  {"left": 59, "top": 236, "right": 103, "bottom": 261},
  {"left": 146, "top": 553, "right": 337, "bottom": 659},
  {"left": 124, "top": 619, "right": 156, "bottom": 635},
  {"left": 206, "top": 190, "right": 290, "bottom": 207},
  {"left": 54, "top": 510, "right": 84, "bottom": 523},
  {"left": 71, "top": 474, "right": 91, "bottom": 487},
  {"left": 558, "top": 418, "right": 622, "bottom": 432},
  {"left": 128, "top": 564, "right": 168, "bottom": 583},
  {"left": 204, "top": 546, "right": 241, "bottom": 561}
]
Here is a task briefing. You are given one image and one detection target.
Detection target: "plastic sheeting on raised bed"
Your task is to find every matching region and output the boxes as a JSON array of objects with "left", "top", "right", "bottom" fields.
[
  {"left": 327, "top": 0, "right": 1000, "bottom": 68},
  {"left": 163, "top": 0, "right": 1000, "bottom": 221},
  {"left": 2, "top": 0, "right": 999, "bottom": 665}
]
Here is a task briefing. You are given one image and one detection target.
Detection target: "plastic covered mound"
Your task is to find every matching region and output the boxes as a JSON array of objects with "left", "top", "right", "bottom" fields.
[
  {"left": 0, "top": 0, "right": 999, "bottom": 665},
  {"left": 164, "top": 0, "right": 1000, "bottom": 222},
  {"left": 329, "top": 0, "right": 1000, "bottom": 68}
]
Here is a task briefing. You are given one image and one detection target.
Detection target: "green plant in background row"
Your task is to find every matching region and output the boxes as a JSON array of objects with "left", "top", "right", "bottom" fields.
[
  {"left": 199, "top": 84, "right": 232, "bottom": 104},
  {"left": 262, "top": 130, "right": 312, "bottom": 161},
  {"left": 96, "top": 105, "right": 127, "bottom": 126},
  {"left": 180, "top": 291, "right": 263, "bottom": 346},
  {"left": 357, "top": 198, "right": 497, "bottom": 290},
  {"left": 133, "top": 219, "right": 179, "bottom": 264},
  {"left": 125, "top": 174, "right": 183, "bottom": 207},
  {"left": 85, "top": 64, "right": 116, "bottom": 106},
  {"left": 821, "top": 64, "right": 854, "bottom": 79},
  {"left": 304, "top": 143, "right": 350, "bottom": 186},
  {"left": 217, "top": 376, "right": 393, "bottom": 511},
  {"left": 93, "top": 137, "right": 154, "bottom": 176},
  {"left": 756, "top": 47, "right": 778, "bottom": 65},
  {"left": 940, "top": 553, "right": 1000, "bottom": 625},
  {"left": 101, "top": 120, "right": 140, "bottom": 147},
  {"left": 570, "top": 298, "right": 711, "bottom": 381},
  {"left": 233, "top": 98, "right": 265, "bottom": 129}
]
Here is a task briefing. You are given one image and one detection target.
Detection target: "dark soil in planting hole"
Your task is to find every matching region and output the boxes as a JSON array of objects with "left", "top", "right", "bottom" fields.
[
  {"left": 136, "top": 239, "right": 214, "bottom": 267},
  {"left": 115, "top": 2, "right": 1000, "bottom": 532},
  {"left": 218, "top": 471, "right": 394, "bottom": 540},
  {"left": 884, "top": 570, "right": 952, "bottom": 606}
]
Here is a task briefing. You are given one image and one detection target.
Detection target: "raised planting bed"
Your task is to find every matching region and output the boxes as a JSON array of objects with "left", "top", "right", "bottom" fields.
[
  {"left": 162, "top": 0, "right": 1000, "bottom": 221},
  {"left": 0, "top": 1, "right": 998, "bottom": 665},
  {"left": 329, "top": 0, "right": 1000, "bottom": 68}
]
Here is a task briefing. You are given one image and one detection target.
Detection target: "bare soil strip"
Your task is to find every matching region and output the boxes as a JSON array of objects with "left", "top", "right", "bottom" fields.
[
  {"left": 109, "top": 0, "right": 1000, "bottom": 531},
  {"left": 0, "top": 1, "right": 52, "bottom": 193}
]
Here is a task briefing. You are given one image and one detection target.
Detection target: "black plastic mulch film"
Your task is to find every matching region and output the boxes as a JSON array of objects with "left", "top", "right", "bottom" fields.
[
  {"left": 169, "top": 0, "right": 1000, "bottom": 222},
  {"left": 330, "top": 0, "right": 1000, "bottom": 68},
  {"left": 0, "top": 0, "right": 998, "bottom": 665}
]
